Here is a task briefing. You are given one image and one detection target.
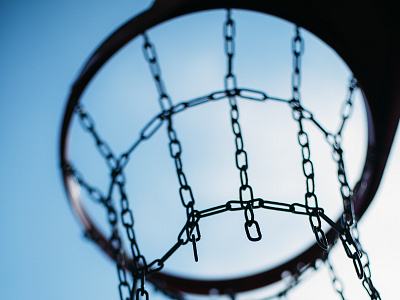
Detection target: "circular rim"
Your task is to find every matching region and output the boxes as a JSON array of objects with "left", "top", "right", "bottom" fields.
[{"left": 60, "top": 0, "right": 399, "bottom": 295}]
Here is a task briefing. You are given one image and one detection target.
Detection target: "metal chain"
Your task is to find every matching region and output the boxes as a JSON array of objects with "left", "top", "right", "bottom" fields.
[
  {"left": 74, "top": 105, "right": 143, "bottom": 299},
  {"left": 143, "top": 33, "right": 173, "bottom": 111},
  {"left": 224, "top": 9, "right": 261, "bottom": 242},
  {"left": 289, "top": 77, "right": 356, "bottom": 228},
  {"left": 110, "top": 208, "right": 135, "bottom": 300},
  {"left": 288, "top": 29, "right": 377, "bottom": 296},
  {"left": 336, "top": 77, "right": 357, "bottom": 138},
  {"left": 325, "top": 255, "right": 346, "bottom": 300},
  {"left": 327, "top": 77, "right": 358, "bottom": 227},
  {"left": 142, "top": 32, "right": 201, "bottom": 262},
  {"left": 321, "top": 203, "right": 380, "bottom": 299},
  {"left": 352, "top": 225, "right": 381, "bottom": 299},
  {"left": 323, "top": 77, "right": 380, "bottom": 297},
  {"left": 75, "top": 105, "right": 118, "bottom": 169},
  {"left": 290, "top": 26, "right": 327, "bottom": 250},
  {"left": 117, "top": 177, "right": 147, "bottom": 277},
  {"left": 64, "top": 161, "right": 136, "bottom": 300},
  {"left": 136, "top": 273, "right": 150, "bottom": 300},
  {"left": 333, "top": 141, "right": 355, "bottom": 227},
  {"left": 119, "top": 87, "right": 287, "bottom": 168},
  {"left": 291, "top": 26, "right": 303, "bottom": 102}
]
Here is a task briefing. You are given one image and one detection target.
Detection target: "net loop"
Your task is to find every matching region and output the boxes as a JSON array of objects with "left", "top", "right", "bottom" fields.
[
  {"left": 312, "top": 226, "right": 328, "bottom": 250},
  {"left": 136, "top": 289, "right": 149, "bottom": 300},
  {"left": 244, "top": 219, "right": 262, "bottom": 242},
  {"left": 179, "top": 185, "right": 195, "bottom": 207},
  {"left": 352, "top": 252, "right": 364, "bottom": 280},
  {"left": 118, "top": 281, "right": 131, "bottom": 300},
  {"left": 147, "top": 259, "right": 164, "bottom": 275}
]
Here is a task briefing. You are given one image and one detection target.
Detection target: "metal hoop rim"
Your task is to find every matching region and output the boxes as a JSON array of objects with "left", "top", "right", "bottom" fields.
[{"left": 60, "top": 0, "right": 398, "bottom": 295}]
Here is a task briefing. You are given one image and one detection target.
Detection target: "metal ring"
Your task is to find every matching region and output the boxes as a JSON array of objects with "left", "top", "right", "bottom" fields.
[{"left": 60, "top": 0, "right": 399, "bottom": 296}]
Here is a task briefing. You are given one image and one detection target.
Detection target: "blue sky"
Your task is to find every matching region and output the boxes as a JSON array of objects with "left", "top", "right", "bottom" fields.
[{"left": 1, "top": 0, "right": 399, "bottom": 299}]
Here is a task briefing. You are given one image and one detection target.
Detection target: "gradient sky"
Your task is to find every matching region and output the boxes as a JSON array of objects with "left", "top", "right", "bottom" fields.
[{"left": 1, "top": 1, "right": 399, "bottom": 299}]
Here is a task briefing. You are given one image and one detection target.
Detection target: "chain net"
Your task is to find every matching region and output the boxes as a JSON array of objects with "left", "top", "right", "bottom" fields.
[{"left": 62, "top": 9, "right": 381, "bottom": 300}]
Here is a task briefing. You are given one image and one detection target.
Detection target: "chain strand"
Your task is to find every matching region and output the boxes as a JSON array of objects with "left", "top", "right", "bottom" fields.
[
  {"left": 75, "top": 105, "right": 118, "bottom": 169},
  {"left": 67, "top": 162, "right": 135, "bottom": 299},
  {"left": 142, "top": 32, "right": 201, "bottom": 262},
  {"left": 224, "top": 9, "right": 261, "bottom": 242},
  {"left": 336, "top": 77, "right": 357, "bottom": 137},
  {"left": 325, "top": 255, "right": 346, "bottom": 300},
  {"left": 352, "top": 225, "right": 381, "bottom": 299},
  {"left": 290, "top": 26, "right": 327, "bottom": 250}
]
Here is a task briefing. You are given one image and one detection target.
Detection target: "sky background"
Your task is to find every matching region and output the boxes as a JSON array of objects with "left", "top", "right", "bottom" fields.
[{"left": 1, "top": 0, "right": 399, "bottom": 299}]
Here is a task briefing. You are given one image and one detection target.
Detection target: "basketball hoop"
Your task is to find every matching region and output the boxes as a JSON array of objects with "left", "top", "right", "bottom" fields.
[{"left": 60, "top": 0, "right": 399, "bottom": 299}]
